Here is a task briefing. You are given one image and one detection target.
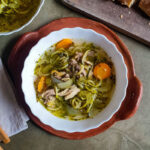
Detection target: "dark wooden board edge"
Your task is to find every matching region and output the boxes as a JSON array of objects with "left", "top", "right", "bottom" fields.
[
  {"left": 7, "top": 17, "right": 143, "bottom": 139},
  {"left": 61, "top": 0, "right": 150, "bottom": 47}
]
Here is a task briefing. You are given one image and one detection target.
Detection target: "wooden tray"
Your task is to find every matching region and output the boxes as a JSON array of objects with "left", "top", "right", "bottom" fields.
[
  {"left": 7, "top": 17, "right": 143, "bottom": 139},
  {"left": 61, "top": 0, "right": 150, "bottom": 47}
]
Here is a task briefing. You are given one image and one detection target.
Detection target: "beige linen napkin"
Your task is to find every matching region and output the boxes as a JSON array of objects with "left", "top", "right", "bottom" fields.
[{"left": 0, "top": 59, "right": 29, "bottom": 137}]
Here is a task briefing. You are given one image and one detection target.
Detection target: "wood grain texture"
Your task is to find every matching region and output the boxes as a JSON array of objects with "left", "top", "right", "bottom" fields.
[
  {"left": 7, "top": 17, "right": 143, "bottom": 139},
  {"left": 61, "top": 0, "right": 150, "bottom": 47}
]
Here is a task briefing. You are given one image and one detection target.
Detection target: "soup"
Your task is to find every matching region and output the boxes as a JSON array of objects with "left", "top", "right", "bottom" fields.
[
  {"left": 34, "top": 39, "right": 116, "bottom": 121},
  {"left": 0, "top": 0, "right": 41, "bottom": 32}
]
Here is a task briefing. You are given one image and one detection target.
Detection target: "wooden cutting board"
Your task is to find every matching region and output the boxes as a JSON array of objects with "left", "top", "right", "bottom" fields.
[{"left": 61, "top": 0, "right": 150, "bottom": 47}]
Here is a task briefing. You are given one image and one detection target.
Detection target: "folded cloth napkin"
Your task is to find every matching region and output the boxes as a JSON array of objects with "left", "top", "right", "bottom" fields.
[{"left": 0, "top": 58, "right": 29, "bottom": 137}]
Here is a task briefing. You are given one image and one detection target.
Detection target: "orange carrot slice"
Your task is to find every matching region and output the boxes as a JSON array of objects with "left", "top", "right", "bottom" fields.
[
  {"left": 56, "top": 39, "right": 72, "bottom": 49},
  {"left": 93, "top": 63, "right": 111, "bottom": 80},
  {"left": 37, "top": 76, "right": 46, "bottom": 93}
]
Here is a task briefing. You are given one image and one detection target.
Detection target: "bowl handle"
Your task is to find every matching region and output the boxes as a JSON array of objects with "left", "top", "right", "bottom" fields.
[
  {"left": 8, "top": 32, "right": 39, "bottom": 73},
  {"left": 116, "top": 76, "right": 143, "bottom": 120}
]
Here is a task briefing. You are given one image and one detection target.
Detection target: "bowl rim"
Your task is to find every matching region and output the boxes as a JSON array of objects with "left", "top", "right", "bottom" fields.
[
  {"left": 21, "top": 27, "right": 128, "bottom": 133},
  {"left": 0, "top": 0, "right": 45, "bottom": 36}
]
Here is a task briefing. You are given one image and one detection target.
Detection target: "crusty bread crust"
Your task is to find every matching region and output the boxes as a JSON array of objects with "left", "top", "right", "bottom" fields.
[
  {"left": 139, "top": 0, "right": 150, "bottom": 17},
  {"left": 118, "top": 0, "right": 136, "bottom": 7}
]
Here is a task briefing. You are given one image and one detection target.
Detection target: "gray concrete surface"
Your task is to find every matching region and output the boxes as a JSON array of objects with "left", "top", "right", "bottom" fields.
[{"left": 0, "top": 0, "right": 150, "bottom": 149}]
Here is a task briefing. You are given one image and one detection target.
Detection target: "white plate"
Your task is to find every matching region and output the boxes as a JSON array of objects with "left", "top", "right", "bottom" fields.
[
  {"left": 21, "top": 27, "right": 128, "bottom": 133},
  {"left": 0, "top": 0, "right": 45, "bottom": 36}
]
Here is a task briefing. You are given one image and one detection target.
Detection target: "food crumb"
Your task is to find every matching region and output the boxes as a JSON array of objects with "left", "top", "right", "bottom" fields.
[
  {"left": 148, "top": 22, "right": 150, "bottom": 26},
  {"left": 120, "top": 14, "right": 124, "bottom": 19},
  {"left": 128, "top": 11, "right": 131, "bottom": 15}
]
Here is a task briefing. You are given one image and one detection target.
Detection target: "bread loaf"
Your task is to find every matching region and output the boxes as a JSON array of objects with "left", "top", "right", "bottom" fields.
[
  {"left": 139, "top": 0, "right": 150, "bottom": 17},
  {"left": 118, "top": 0, "right": 136, "bottom": 7}
]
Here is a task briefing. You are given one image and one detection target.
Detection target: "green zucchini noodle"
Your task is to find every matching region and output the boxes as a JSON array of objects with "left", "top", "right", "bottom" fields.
[{"left": 34, "top": 40, "right": 116, "bottom": 121}]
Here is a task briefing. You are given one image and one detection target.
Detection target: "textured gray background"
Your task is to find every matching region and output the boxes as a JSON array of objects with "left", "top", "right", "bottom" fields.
[{"left": 0, "top": 0, "right": 150, "bottom": 149}]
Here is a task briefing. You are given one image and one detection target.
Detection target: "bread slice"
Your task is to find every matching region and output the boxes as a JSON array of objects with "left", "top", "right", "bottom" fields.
[
  {"left": 139, "top": 0, "right": 150, "bottom": 17},
  {"left": 118, "top": 0, "right": 136, "bottom": 7}
]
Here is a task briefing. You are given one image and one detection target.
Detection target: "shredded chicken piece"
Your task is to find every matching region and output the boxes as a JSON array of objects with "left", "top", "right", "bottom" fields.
[
  {"left": 42, "top": 89, "right": 55, "bottom": 99},
  {"left": 58, "top": 85, "right": 80, "bottom": 100},
  {"left": 46, "top": 98, "right": 56, "bottom": 106},
  {"left": 61, "top": 73, "right": 70, "bottom": 81},
  {"left": 58, "top": 88, "right": 70, "bottom": 96},
  {"left": 75, "top": 65, "right": 81, "bottom": 71},
  {"left": 69, "top": 58, "right": 81, "bottom": 74},
  {"left": 42, "top": 89, "right": 56, "bottom": 105},
  {"left": 52, "top": 70, "right": 70, "bottom": 81},
  {"left": 74, "top": 52, "right": 83, "bottom": 61},
  {"left": 44, "top": 96, "right": 56, "bottom": 104},
  {"left": 64, "top": 74, "right": 70, "bottom": 78},
  {"left": 53, "top": 71, "right": 66, "bottom": 80},
  {"left": 69, "top": 51, "right": 93, "bottom": 77},
  {"left": 70, "top": 58, "right": 77, "bottom": 66},
  {"left": 65, "top": 87, "right": 80, "bottom": 100}
]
